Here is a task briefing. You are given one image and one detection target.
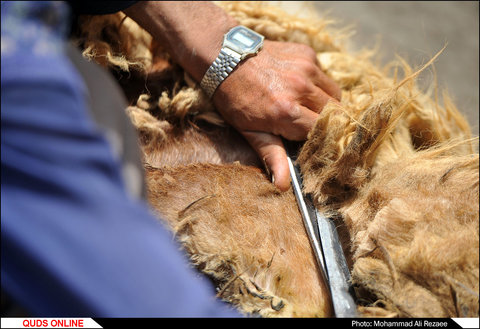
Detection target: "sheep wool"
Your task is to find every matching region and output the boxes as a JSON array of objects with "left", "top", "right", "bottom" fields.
[{"left": 72, "top": 1, "right": 478, "bottom": 317}]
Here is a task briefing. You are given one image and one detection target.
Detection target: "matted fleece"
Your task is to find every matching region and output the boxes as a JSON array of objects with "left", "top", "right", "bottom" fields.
[{"left": 72, "top": 1, "right": 479, "bottom": 318}]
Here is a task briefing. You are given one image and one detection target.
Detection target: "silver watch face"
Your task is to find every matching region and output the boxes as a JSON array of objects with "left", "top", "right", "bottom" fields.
[{"left": 224, "top": 26, "right": 264, "bottom": 56}]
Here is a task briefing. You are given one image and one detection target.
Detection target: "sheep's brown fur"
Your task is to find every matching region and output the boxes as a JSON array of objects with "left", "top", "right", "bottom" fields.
[{"left": 72, "top": 1, "right": 479, "bottom": 317}]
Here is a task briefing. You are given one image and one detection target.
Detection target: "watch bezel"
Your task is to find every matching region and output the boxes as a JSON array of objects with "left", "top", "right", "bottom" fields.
[{"left": 223, "top": 26, "right": 264, "bottom": 59}]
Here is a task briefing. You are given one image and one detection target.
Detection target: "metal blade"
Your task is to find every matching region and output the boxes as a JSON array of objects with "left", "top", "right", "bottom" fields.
[
  {"left": 283, "top": 140, "right": 357, "bottom": 317},
  {"left": 314, "top": 210, "right": 357, "bottom": 317},
  {"left": 286, "top": 156, "right": 329, "bottom": 286}
]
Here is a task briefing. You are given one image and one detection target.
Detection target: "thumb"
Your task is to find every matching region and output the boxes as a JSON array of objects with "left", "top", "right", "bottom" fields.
[{"left": 241, "top": 130, "right": 291, "bottom": 191}]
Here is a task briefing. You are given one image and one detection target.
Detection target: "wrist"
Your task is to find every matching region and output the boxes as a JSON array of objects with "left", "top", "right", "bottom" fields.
[
  {"left": 181, "top": 17, "right": 240, "bottom": 82},
  {"left": 200, "top": 26, "right": 265, "bottom": 98}
]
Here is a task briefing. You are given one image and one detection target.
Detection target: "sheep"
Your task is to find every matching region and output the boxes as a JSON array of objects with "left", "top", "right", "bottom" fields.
[{"left": 72, "top": 1, "right": 478, "bottom": 317}]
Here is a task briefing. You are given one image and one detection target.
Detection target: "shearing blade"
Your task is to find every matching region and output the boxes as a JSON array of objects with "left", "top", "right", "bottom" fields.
[{"left": 284, "top": 140, "right": 357, "bottom": 317}]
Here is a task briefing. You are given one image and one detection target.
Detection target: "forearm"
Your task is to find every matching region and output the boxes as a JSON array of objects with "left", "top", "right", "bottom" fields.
[{"left": 123, "top": 1, "right": 238, "bottom": 81}]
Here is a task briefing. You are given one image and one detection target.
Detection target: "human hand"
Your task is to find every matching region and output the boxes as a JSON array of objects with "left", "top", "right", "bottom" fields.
[
  {"left": 212, "top": 40, "right": 341, "bottom": 191},
  {"left": 123, "top": 2, "right": 341, "bottom": 191}
]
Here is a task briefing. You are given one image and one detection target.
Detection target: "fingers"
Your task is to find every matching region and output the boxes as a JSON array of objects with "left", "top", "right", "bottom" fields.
[
  {"left": 241, "top": 130, "right": 291, "bottom": 192},
  {"left": 291, "top": 43, "right": 342, "bottom": 101},
  {"left": 300, "top": 85, "right": 340, "bottom": 114},
  {"left": 276, "top": 104, "right": 318, "bottom": 141},
  {"left": 313, "top": 70, "right": 342, "bottom": 102}
]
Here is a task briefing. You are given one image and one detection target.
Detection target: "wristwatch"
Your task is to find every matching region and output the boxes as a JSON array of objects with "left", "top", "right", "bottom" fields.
[{"left": 200, "top": 25, "right": 264, "bottom": 98}]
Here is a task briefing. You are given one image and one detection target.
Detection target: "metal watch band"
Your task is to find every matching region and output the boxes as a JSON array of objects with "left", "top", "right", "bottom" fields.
[{"left": 200, "top": 47, "right": 242, "bottom": 98}]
